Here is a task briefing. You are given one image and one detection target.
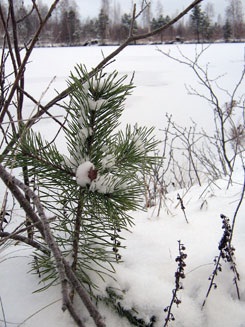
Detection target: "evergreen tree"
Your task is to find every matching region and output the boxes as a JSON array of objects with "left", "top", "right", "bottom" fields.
[
  {"left": 190, "top": 4, "right": 203, "bottom": 42},
  {"left": 97, "top": 9, "right": 109, "bottom": 44},
  {"left": 201, "top": 12, "right": 213, "bottom": 40},
  {"left": 151, "top": 14, "right": 171, "bottom": 42},
  {"left": 82, "top": 18, "right": 98, "bottom": 42},
  {"left": 223, "top": 19, "right": 232, "bottom": 42},
  {"left": 120, "top": 13, "right": 138, "bottom": 41},
  {"left": 225, "top": 0, "right": 244, "bottom": 39},
  {"left": 190, "top": 4, "right": 213, "bottom": 42},
  {"left": 60, "top": 8, "right": 81, "bottom": 45},
  {"left": 9, "top": 66, "right": 158, "bottom": 292}
]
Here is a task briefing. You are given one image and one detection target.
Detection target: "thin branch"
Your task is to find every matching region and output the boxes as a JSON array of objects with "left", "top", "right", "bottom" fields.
[
  {"left": 1, "top": 114, "right": 64, "bottom": 125},
  {"left": 230, "top": 165, "right": 245, "bottom": 243},
  {"left": 0, "top": 0, "right": 60, "bottom": 126},
  {"left": 0, "top": 164, "right": 45, "bottom": 238},
  {"left": 0, "top": 231, "right": 50, "bottom": 254}
]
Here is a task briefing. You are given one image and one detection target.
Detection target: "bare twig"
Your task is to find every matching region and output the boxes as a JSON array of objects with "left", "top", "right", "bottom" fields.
[
  {"left": 0, "top": 296, "right": 7, "bottom": 327},
  {"left": 0, "top": 0, "right": 60, "bottom": 126},
  {"left": 177, "top": 193, "right": 189, "bottom": 223},
  {"left": 0, "top": 231, "right": 50, "bottom": 254},
  {"left": 230, "top": 165, "right": 245, "bottom": 241}
]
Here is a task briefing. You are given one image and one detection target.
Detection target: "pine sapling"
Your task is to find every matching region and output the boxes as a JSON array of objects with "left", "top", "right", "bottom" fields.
[
  {"left": 9, "top": 65, "right": 159, "bottom": 297},
  {"left": 164, "top": 240, "right": 187, "bottom": 326},
  {"left": 202, "top": 213, "right": 240, "bottom": 308}
]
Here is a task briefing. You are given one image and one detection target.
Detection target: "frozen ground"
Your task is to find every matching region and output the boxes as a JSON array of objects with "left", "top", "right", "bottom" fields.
[{"left": 1, "top": 43, "right": 245, "bottom": 326}]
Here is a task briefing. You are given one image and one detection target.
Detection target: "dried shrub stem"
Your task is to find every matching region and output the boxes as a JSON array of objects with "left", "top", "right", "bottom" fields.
[{"left": 164, "top": 240, "right": 187, "bottom": 326}]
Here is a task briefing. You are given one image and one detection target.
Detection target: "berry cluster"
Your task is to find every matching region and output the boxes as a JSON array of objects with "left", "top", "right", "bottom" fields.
[
  {"left": 111, "top": 228, "right": 122, "bottom": 262},
  {"left": 164, "top": 240, "right": 187, "bottom": 326}
]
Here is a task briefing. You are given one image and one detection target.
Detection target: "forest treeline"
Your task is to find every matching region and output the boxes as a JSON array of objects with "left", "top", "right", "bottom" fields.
[{"left": 0, "top": 0, "right": 244, "bottom": 46}]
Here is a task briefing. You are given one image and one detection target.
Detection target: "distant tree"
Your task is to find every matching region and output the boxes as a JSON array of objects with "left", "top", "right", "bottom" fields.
[
  {"left": 141, "top": 1, "right": 152, "bottom": 32},
  {"left": 223, "top": 19, "right": 232, "bottom": 41},
  {"left": 225, "top": 0, "right": 244, "bottom": 39},
  {"left": 151, "top": 14, "right": 171, "bottom": 42},
  {"left": 120, "top": 13, "right": 138, "bottom": 40},
  {"left": 59, "top": 2, "right": 81, "bottom": 45},
  {"left": 82, "top": 18, "right": 98, "bottom": 42},
  {"left": 15, "top": 5, "right": 34, "bottom": 43},
  {"left": 202, "top": 12, "right": 213, "bottom": 40},
  {"left": 204, "top": 2, "right": 215, "bottom": 22},
  {"left": 190, "top": 4, "right": 203, "bottom": 42},
  {"left": 0, "top": 2, "right": 7, "bottom": 35},
  {"left": 111, "top": 0, "right": 121, "bottom": 25},
  {"left": 0, "top": 1, "right": 52, "bottom": 45},
  {"left": 155, "top": 0, "right": 164, "bottom": 16},
  {"left": 175, "top": 20, "right": 187, "bottom": 40},
  {"left": 101, "top": 0, "right": 110, "bottom": 16},
  {"left": 190, "top": 3, "right": 213, "bottom": 42},
  {"left": 97, "top": 8, "right": 109, "bottom": 44}
]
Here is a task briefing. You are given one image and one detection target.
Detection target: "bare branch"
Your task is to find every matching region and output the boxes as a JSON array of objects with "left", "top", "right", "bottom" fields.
[
  {"left": 0, "top": 0, "right": 60, "bottom": 126},
  {"left": 0, "top": 231, "right": 49, "bottom": 253}
]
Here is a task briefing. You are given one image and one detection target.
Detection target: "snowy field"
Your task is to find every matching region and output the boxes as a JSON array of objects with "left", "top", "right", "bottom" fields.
[{"left": 1, "top": 43, "right": 245, "bottom": 327}]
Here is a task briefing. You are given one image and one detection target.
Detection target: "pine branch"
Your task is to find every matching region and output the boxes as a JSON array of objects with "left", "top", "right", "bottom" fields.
[{"left": 0, "top": 163, "right": 106, "bottom": 327}]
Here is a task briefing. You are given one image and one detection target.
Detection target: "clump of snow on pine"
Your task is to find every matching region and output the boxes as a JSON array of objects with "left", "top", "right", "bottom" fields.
[
  {"left": 75, "top": 160, "right": 120, "bottom": 192},
  {"left": 76, "top": 161, "right": 94, "bottom": 187},
  {"left": 132, "top": 134, "right": 146, "bottom": 153},
  {"left": 87, "top": 98, "right": 105, "bottom": 111},
  {"left": 79, "top": 127, "right": 92, "bottom": 140},
  {"left": 90, "top": 173, "right": 120, "bottom": 194},
  {"left": 101, "top": 153, "right": 116, "bottom": 169}
]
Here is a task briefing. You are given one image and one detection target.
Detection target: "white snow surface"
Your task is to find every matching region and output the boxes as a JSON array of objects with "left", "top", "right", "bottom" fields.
[{"left": 1, "top": 43, "right": 245, "bottom": 326}]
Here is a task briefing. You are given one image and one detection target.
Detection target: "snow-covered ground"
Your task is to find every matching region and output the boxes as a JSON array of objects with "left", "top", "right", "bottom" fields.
[{"left": 1, "top": 43, "right": 245, "bottom": 326}]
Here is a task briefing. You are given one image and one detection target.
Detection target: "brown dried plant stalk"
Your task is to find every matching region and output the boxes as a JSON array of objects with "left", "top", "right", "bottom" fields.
[{"left": 164, "top": 240, "right": 187, "bottom": 326}]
